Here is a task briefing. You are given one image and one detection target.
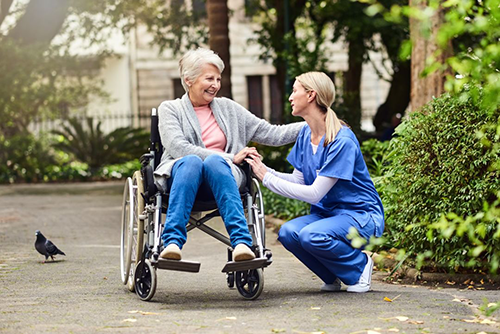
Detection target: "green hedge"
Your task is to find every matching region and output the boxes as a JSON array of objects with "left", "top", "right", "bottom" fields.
[{"left": 381, "top": 92, "right": 500, "bottom": 272}]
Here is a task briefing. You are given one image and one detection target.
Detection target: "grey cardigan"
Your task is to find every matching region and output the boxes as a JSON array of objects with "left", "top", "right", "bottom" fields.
[{"left": 154, "top": 94, "right": 304, "bottom": 188}]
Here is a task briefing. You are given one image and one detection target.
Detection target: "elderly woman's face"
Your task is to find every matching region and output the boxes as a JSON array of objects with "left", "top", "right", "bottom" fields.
[{"left": 187, "top": 63, "right": 221, "bottom": 107}]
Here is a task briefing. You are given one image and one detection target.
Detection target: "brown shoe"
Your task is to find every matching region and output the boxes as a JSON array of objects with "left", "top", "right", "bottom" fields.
[
  {"left": 233, "top": 244, "right": 255, "bottom": 261},
  {"left": 160, "top": 243, "right": 182, "bottom": 260}
]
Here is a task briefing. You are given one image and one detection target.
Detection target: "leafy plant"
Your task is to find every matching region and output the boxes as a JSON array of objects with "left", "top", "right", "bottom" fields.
[
  {"left": 261, "top": 187, "right": 310, "bottom": 221},
  {"left": 51, "top": 117, "right": 149, "bottom": 172},
  {"left": 0, "top": 133, "right": 57, "bottom": 184},
  {"left": 381, "top": 91, "right": 500, "bottom": 272}
]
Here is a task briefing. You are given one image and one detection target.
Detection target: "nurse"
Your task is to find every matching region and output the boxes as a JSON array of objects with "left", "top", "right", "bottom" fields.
[{"left": 246, "top": 71, "right": 384, "bottom": 293}]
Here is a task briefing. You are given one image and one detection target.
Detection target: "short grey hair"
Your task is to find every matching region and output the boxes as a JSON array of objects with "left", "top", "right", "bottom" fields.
[{"left": 179, "top": 48, "right": 225, "bottom": 93}]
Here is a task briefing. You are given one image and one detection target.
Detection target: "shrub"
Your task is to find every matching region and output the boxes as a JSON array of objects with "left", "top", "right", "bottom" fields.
[
  {"left": 261, "top": 187, "right": 310, "bottom": 221},
  {"left": 51, "top": 117, "right": 149, "bottom": 173},
  {"left": 0, "top": 133, "right": 57, "bottom": 183},
  {"left": 382, "top": 91, "right": 500, "bottom": 272}
]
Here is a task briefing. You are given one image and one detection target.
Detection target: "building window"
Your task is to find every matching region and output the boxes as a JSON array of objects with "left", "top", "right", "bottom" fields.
[{"left": 246, "top": 76, "right": 264, "bottom": 118}]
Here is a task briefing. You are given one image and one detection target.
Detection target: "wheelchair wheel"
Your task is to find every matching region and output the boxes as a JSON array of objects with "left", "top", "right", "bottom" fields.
[
  {"left": 120, "top": 177, "right": 134, "bottom": 285},
  {"left": 251, "top": 178, "right": 266, "bottom": 248},
  {"left": 235, "top": 268, "right": 264, "bottom": 300},
  {"left": 127, "top": 171, "right": 146, "bottom": 292},
  {"left": 134, "top": 260, "right": 157, "bottom": 301}
]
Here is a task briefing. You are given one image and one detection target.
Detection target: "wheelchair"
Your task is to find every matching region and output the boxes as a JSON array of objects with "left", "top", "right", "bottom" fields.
[{"left": 120, "top": 108, "right": 272, "bottom": 301}]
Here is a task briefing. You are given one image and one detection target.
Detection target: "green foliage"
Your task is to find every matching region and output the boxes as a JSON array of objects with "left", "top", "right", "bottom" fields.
[
  {"left": 0, "top": 133, "right": 57, "bottom": 184},
  {"left": 51, "top": 117, "right": 149, "bottom": 171},
  {"left": 0, "top": 40, "right": 107, "bottom": 138},
  {"left": 360, "top": 138, "right": 392, "bottom": 177},
  {"left": 363, "top": 0, "right": 500, "bottom": 115},
  {"left": 261, "top": 187, "right": 310, "bottom": 221},
  {"left": 381, "top": 92, "right": 500, "bottom": 272}
]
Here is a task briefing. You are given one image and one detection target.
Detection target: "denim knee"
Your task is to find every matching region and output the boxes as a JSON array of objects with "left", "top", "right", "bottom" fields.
[
  {"left": 181, "top": 155, "right": 203, "bottom": 169},
  {"left": 204, "top": 154, "right": 226, "bottom": 169}
]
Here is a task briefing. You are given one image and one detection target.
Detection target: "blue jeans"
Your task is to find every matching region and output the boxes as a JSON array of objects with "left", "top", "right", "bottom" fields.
[
  {"left": 278, "top": 213, "right": 375, "bottom": 285},
  {"left": 161, "top": 154, "right": 253, "bottom": 249}
]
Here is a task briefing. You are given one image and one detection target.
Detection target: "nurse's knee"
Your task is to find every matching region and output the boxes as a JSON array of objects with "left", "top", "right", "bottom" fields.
[
  {"left": 278, "top": 223, "right": 298, "bottom": 246},
  {"left": 299, "top": 227, "right": 338, "bottom": 253}
]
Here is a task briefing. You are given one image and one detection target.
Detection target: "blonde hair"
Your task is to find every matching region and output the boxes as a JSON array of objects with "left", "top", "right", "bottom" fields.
[
  {"left": 179, "top": 48, "right": 225, "bottom": 93},
  {"left": 295, "top": 71, "right": 346, "bottom": 145}
]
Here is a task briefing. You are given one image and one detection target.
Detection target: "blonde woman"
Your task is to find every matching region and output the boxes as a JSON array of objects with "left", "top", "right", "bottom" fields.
[{"left": 246, "top": 71, "right": 384, "bottom": 292}]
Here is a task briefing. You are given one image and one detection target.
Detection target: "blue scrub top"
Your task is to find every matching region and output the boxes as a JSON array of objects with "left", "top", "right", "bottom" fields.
[{"left": 287, "top": 125, "right": 385, "bottom": 237}]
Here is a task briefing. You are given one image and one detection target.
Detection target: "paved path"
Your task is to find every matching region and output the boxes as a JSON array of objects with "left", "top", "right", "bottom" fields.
[{"left": 0, "top": 182, "right": 499, "bottom": 333}]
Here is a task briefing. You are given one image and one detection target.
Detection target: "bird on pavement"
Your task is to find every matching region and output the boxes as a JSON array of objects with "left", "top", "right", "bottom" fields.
[{"left": 35, "top": 230, "right": 66, "bottom": 263}]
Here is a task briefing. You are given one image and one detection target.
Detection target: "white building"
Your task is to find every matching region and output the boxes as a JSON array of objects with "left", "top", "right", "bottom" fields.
[{"left": 87, "top": 0, "right": 390, "bottom": 133}]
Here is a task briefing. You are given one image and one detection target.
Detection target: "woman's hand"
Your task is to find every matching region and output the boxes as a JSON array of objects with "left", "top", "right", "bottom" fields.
[
  {"left": 245, "top": 152, "right": 267, "bottom": 182},
  {"left": 233, "top": 147, "right": 260, "bottom": 165}
]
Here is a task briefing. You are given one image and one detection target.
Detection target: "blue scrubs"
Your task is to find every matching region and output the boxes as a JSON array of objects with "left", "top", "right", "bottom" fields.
[{"left": 277, "top": 126, "right": 384, "bottom": 285}]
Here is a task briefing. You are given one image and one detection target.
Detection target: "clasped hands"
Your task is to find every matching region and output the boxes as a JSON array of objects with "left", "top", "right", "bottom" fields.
[{"left": 233, "top": 147, "right": 267, "bottom": 181}]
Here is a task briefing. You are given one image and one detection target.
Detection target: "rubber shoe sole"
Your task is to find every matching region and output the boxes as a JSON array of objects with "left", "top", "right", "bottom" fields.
[
  {"left": 233, "top": 244, "right": 255, "bottom": 261},
  {"left": 347, "top": 254, "right": 373, "bottom": 293},
  {"left": 160, "top": 243, "right": 182, "bottom": 260}
]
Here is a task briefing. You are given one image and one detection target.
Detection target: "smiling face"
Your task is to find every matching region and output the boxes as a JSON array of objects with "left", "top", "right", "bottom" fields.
[
  {"left": 186, "top": 63, "right": 221, "bottom": 107},
  {"left": 289, "top": 80, "right": 311, "bottom": 117}
]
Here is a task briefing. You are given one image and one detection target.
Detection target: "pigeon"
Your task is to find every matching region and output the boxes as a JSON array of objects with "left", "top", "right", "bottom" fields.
[{"left": 35, "top": 230, "right": 66, "bottom": 263}]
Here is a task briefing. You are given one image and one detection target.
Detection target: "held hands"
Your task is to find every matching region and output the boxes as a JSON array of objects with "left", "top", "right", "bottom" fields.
[
  {"left": 233, "top": 147, "right": 260, "bottom": 165},
  {"left": 245, "top": 152, "right": 267, "bottom": 182}
]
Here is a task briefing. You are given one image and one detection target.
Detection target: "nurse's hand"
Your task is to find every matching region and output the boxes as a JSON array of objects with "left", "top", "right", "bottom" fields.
[
  {"left": 245, "top": 152, "right": 267, "bottom": 182},
  {"left": 233, "top": 147, "right": 260, "bottom": 165}
]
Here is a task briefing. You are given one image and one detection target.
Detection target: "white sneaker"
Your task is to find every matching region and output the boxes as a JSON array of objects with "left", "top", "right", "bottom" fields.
[
  {"left": 347, "top": 254, "right": 373, "bottom": 293},
  {"left": 233, "top": 244, "right": 256, "bottom": 261},
  {"left": 321, "top": 278, "right": 342, "bottom": 292},
  {"left": 160, "top": 243, "right": 182, "bottom": 260}
]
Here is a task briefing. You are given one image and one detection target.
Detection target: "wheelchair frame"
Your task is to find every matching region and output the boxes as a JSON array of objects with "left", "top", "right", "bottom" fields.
[{"left": 120, "top": 108, "right": 272, "bottom": 301}]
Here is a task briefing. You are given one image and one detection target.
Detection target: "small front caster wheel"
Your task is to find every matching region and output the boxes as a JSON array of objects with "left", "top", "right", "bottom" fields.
[
  {"left": 236, "top": 268, "right": 264, "bottom": 300},
  {"left": 134, "top": 260, "right": 157, "bottom": 301}
]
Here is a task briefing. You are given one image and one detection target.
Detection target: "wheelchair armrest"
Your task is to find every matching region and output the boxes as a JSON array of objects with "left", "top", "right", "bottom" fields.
[
  {"left": 238, "top": 161, "right": 253, "bottom": 194},
  {"left": 140, "top": 153, "right": 154, "bottom": 166}
]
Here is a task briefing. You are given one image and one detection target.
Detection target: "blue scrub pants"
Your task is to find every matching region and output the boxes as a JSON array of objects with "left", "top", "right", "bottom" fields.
[
  {"left": 278, "top": 213, "right": 375, "bottom": 285},
  {"left": 161, "top": 154, "right": 253, "bottom": 249}
]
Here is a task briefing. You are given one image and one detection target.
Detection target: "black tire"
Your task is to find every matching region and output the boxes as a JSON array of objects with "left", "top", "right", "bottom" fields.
[
  {"left": 236, "top": 268, "right": 264, "bottom": 300},
  {"left": 134, "top": 260, "right": 157, "bottom": 301},
  {"left": 128, "top": 171, "right": 145, "bottom": 292},
  {"left": 120, "top": 177, "right": 134, "bottom": 285}
]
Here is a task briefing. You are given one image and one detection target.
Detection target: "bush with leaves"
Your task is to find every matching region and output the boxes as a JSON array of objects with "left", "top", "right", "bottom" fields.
[
  {"left": 261, "top": 187, "right": 310, "bottom": 221},
  {"left": 51, "top": 117, "right": 149, "bottom": 173},
  {"left": 0, "top": 133, "right": 57, "bottom": 183},
  {"left": 382, "top": 92, "right": 500, "bottom": 272}
]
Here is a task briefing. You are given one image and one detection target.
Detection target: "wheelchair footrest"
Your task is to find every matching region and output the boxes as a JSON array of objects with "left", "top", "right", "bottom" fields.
[
  {"left": 221, "top": 257, "right": 270, "bottom": 273},
  {"left": 156, "top": 259, "right": 201, "bottom": 273}
]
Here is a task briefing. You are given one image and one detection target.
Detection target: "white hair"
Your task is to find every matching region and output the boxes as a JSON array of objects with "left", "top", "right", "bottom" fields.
[{"left": 179, "top": 48, "right": 225, "bottom": 92}]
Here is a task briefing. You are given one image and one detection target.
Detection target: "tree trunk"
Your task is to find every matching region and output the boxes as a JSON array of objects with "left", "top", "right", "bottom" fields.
[
  {"left": 6, "top": 0, "right": 70, "bottom": 46},
  {"left": 409, "top": 0, "right": 452, "bottom": 111},
  {"left": 343, "top": 38, "right": 364, "bottom": 131},
  {"left": 206, "top": 0, "right": 232, "bottom": 99}
]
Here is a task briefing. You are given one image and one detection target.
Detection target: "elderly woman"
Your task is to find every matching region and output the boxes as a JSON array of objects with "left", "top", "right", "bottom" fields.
[{"left": 154, "top": 48, "right": 303, "bottom": 262}]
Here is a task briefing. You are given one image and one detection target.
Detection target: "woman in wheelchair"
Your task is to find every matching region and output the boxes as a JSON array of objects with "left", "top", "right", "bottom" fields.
[
  {"left": 154, "top": 48, "right": 304, "bottom": 262},
  {"left": 246, "top": 71, "right": 384, "bottom": 293}
]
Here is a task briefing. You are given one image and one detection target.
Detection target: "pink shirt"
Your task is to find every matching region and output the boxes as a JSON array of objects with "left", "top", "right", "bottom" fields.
[{"left": 194, "top": 105, "right": 227, "bottom": 153}]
